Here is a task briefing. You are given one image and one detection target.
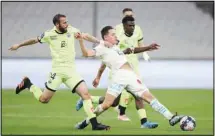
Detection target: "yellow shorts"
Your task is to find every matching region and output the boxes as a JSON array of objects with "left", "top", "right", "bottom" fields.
[{"left": 45, "top": 67, "right": 83, "bottom": 93}]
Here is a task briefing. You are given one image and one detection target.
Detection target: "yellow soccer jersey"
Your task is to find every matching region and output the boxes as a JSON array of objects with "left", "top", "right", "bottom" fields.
[
  {"left": 115, "top": 23, "right": 144, "bottom": 74},
  {"left": 37, "top": 25, "right": 80, "bottom": 68}
]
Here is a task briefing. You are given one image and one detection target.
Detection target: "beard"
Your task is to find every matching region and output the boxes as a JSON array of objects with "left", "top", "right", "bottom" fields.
[{"left": 59, "top": 26, "right": 67, "bottom": 33}]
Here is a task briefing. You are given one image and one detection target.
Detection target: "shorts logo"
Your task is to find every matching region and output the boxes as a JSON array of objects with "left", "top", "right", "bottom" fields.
[{"left": 137, "top": 79, "right": 142, "bottom": 84}]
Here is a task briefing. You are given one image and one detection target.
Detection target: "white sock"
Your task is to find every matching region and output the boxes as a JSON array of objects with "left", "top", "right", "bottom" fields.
[
  {"left": 150, "top": 99, "right": 173, "bottom": 120},
  {"left": 94, "top": 104, "right": 104, "bottom": 116}
]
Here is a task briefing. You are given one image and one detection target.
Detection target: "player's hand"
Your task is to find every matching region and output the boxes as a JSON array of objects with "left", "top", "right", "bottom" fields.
[
  {"left": 74, "top": 32, "right": 83, "bottom": 40},
  {"left": 92, "top": 77, "right": 100, "bottom": 88},
  {"left": 8, "top": 44, "right": 20, "bottom": 51},
  {"left": 148, "top": 43, "right": 160, "bottom": 51},
  {"left": 123, "top": 48, "right": 133, "bottom": 54}
]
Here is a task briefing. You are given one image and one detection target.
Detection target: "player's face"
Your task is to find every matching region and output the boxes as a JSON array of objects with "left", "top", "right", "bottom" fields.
[
  {"left": 57, "top": 17, "right": 68, "bottom": 33},
  {"left": 124, "top": 21, "right": 135, "bottom": 35},
  {"left": 104, "top": 29, "right": 117, "bottom": 45},
  {"left": 123, "top": 11, "right": 134, "bottom": 17}
]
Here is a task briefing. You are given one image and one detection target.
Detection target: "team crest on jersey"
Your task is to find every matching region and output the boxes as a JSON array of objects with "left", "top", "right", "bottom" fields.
[
  {"left": 67, "top": 33, "right": 71, "bottom": 38},
  {"left": 50, "top": 36, "right": 57, "bottom": 40}
]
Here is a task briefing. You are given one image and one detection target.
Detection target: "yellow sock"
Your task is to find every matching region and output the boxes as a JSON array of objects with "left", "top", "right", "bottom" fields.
[
  {"left": 137, "top": 109, "right": 147, "bottom": 119},
  {"left": 29, "top": 85, "right": 42, "bottom": 101},
  {"left": 91, "top": 96, "right": 100, "bottom": 104},
  {"left": 83, "top": 99, "right": 96, "bottom": 119},
  {"left": 119, "top": 90, "right": 132, "bottom": 107}
]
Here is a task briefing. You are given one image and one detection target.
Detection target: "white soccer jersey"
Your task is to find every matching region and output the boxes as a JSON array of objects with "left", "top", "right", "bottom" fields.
[{"left": 93, "top": 43, "right": 127, "bottom": 73}]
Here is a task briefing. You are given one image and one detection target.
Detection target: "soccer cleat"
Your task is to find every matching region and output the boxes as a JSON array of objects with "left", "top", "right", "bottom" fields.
[
  {"left": 169, "top": 112, "right": 184, "bottom": 126},
  {"left": 76, "top": 98, "right": 83, "bottom": 111},
  {"left": 15, "top": 77, "right": 32, "bottom": 94},
  {"left": 118, "top": 114, "right": 131, "bottom": 121},
  {"left": 92, "top": 123, "right": 110, "bottom": 130},
  {"left": 141, "top": 121, "right": 159, "bottom": 129},
  {"left": 75, "top": 120, "right": 89, "bottom": 129}
]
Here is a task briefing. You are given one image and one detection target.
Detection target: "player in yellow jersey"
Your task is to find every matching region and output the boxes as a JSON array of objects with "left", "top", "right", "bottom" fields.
[
  {"left": 9, "top": 14, "right": 110, "bottom": 131},
  {"left": 114, "top": 8, "right": 150, "bottom": 122}
]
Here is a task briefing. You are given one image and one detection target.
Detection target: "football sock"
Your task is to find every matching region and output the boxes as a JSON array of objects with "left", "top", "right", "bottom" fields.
[
  {"left": 119, "top": 90, "right": 130, "bottom": 107},
  {"left": 150, "top": 99, "right": 173, "bottom": 120},
  {"left": 83, "top": 99, "right": 96, "bottom": 119},
  {"left": 118, "top": 105, "right": 126, "bottom": 115},
  {"left": 137, "top": 109, "right": 147, "bottom": 124},
  {"left": 91, "top": 96, "right": 101, "bottom": 104},
  {"left": 29, "top": 85, "right": 43, "bottom": 101}
]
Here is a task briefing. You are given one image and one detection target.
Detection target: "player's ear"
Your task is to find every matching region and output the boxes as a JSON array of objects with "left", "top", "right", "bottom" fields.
[{"left": 104, "top": 35, "right": 108, "bottom": 41}]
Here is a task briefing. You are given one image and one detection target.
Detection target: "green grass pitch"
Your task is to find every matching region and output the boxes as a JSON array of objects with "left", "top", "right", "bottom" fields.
[{"left": 2, "top": 89, "right": 214, "bottom": 135}]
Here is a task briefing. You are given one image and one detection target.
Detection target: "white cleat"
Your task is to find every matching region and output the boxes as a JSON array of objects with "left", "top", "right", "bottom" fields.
[{"left": 118, "top": 115, "right": 131, "bottom": 121}]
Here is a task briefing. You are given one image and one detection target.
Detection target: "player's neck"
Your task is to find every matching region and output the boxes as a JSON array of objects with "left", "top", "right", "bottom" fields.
[
  {"left": 124, "top": 32, "right": 133, "bottom": 37},
  {"left": 55, "top": 28, "right": 66, "bottom": 34}
]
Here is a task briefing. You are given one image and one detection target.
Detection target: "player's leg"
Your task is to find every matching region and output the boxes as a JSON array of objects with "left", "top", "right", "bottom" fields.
[
  {"left": 140, "top": 90, "right": 184, "bottom": 126},
  {"left": 117, "top": 90, "right": 132, "bottom": 121},
  {"left": 127, "top": 73, "right": 184, "bottom": 126},
  {"left": 64, "top": 74, "right": 110, "bottom": 130},
  {"left": 16, "top": 72, "right": 61, "bottom": 103},
  {"left": 76, "top": 95, "right": 104, "bottom": 111},
  {"left": 75, "top": 83, "right": 124, "bottom": 130},
  {"left": 134, "top": 98, "right": 158, "bottom": 128}
]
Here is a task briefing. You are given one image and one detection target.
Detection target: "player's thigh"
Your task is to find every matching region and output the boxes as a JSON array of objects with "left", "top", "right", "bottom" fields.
[
  {"left": 63, "top": 73, "right": 89, "bottom": 97},
  {"left": 107, "top": 82, "right": 125, "bottom": 99},
  {"left": 126, "top": 73, "right": 150, "bottom": 100}
]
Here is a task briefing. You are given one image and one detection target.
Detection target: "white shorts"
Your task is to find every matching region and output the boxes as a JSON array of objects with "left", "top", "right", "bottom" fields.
[{"left": 107, "top": 69, "right": 149, "bottom": 98}]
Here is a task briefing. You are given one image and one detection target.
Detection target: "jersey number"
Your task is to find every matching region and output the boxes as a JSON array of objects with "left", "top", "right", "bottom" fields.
[{"left": 61, "top": 41, "right": 67, "bottom": 48}]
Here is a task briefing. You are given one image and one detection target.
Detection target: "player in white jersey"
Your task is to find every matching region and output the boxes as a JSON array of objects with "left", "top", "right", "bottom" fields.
[
  {"left": 9, "top": 14, "right": 110, "bottom": 130},
  {"left": 75, "top": 8, "right": 151, "bottom": 123},
  {"left": 74, "top": 26, "right": 184, "bottom": 129}
]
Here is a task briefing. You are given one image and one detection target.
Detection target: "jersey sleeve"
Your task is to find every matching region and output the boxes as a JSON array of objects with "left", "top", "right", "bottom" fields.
[
  {"left": 137, "top": 26, "right": 144, "bottom": 44},
  {"left": 69, "top": 25, "right": 81, "bottom": 33},
  {"left": 37, "top": 31, "right": 49, "bottom": 44},
  {"left": 93, "top": 43, "right": 106, "bottom": 56}
]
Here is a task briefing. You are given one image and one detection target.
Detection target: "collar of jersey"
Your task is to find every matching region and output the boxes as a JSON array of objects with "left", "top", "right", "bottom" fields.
[
  {"left": 54, "top": 27, "right": 66, "bottom": 34},
  {"left": 124, "top": 32, "right": 133, "bottom": 37},
  {"left": 55, "top": 30, "right": 66, "bottom": 34}
]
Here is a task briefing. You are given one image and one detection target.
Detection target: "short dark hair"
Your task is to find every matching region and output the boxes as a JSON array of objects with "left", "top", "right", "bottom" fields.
[
  {"left": 53, "top": 14, "right": 66, "bottom": 25},
  {"left": 122, "top": 8, "right": 133, "bottom": 13},
  {"left": 122, "top": 16, "right": 135, "bottom": 24},
  {"left": 101, "top": 26, "right": 113, "bottom": 40}
]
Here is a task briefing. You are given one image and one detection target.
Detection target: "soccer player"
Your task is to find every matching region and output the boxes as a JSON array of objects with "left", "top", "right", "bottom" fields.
[
  {"left": 75, "top": 15, "right": 158, "bottom": 128},
  {"left": 8, "top": 14, "right": 110, "bottom": 131},
  {"left": 74, "top": 26, "right": 184, "bottom": 129},
  {"left": 114, "top": 8, "right": 151, "bottom": 121},
  {"left": 75, "top": 8, "right": 151, "bottom": 122}
]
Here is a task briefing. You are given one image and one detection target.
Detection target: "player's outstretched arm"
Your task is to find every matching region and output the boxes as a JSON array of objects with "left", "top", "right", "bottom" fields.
[
  {"left": 77, "top": 33, "right": 96, "bottom": 57},
  {"left": 92, "top": 63, "right": 106, "bottom": 88},
  {"left": 8, "top": 38, "right": 39, "bottom": 51},
  {"left": 133, "top": 43, "right": 160, "bottom": 54},
  {"left": 81, "top": 33, "right": 112, "bottom": 47}
]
